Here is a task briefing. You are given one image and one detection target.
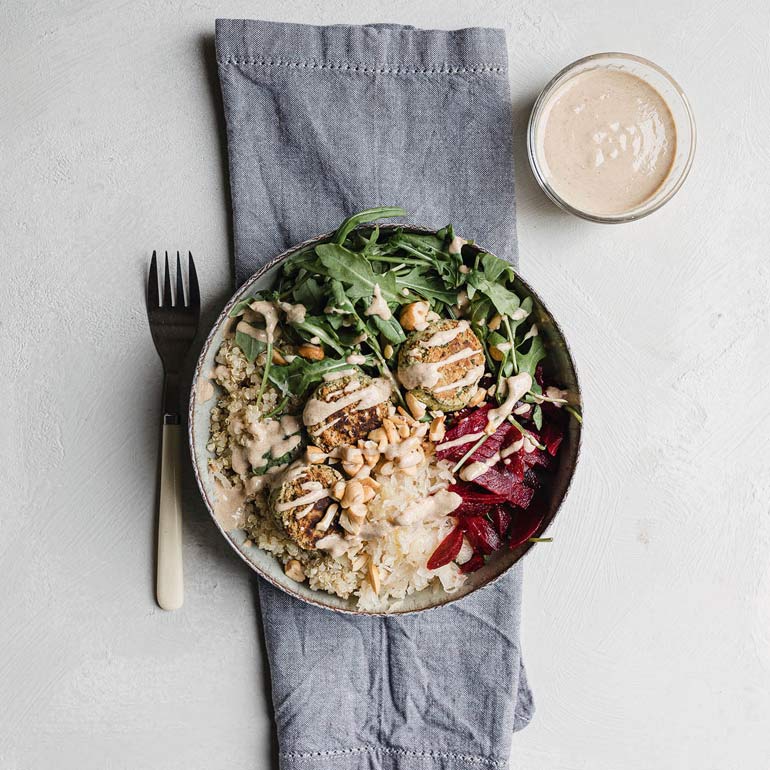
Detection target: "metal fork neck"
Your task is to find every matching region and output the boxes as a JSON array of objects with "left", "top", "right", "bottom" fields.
[{"left": 162, "top": 371, "right": 182, "bottom": 422}]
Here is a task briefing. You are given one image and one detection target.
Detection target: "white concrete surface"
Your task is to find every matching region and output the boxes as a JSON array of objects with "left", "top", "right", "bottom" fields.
[{"left": 2, "top": 1, "right": 769, "bottom": 768}]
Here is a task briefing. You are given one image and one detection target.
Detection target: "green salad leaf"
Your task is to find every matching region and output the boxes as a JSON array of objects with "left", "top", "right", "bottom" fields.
[
  {"left": 267, "top": 357, "right": 371, "bottom": 399},
  {"left": 315, "top": 244, "right": 402, "bottom": 305},
  {"left": 234, "top": 329, "right": 266, "bottom": 363}
]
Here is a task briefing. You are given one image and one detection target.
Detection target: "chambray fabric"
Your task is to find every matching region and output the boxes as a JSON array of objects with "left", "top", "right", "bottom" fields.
[{"left": 215, "top": 19, "right": 533, "bottom": 770}]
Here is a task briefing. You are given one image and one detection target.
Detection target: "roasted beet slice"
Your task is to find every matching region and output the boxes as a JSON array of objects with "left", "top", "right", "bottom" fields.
[
  {"left": 459, "top": 554, "right": 485, "bottom": 574},
  {"left": 463, "top": 516, "right": 503, "bottom": 555},
  {"left": 455, "top": 500, "right": 501, "bottom": 517},
  {"left": 523, "top": 467, "right": 543, "bottom": 490},
  {"left": 491, "top": 505, "right": 512, "bottom": 538},
  {"left": 439, "top": 404, "right": 492, "bottom": 445},
  {"left": 507, "top": 505, "right": 546, "bottom": 549},
  {"left": 437, "top": 408, "right": 514, "bottom": 464},
  {"left": 540, "top": 421, "right": 564, "bottom": 456},
  {"left": 427, "top": 525, "right": 464, "bottom": 570},
  {"left": 448, "top": 484, "right": 507, "bottom": 504},
  {"left": 469, "top": 465, "right": 514, "bottom": 497},
  {"left": 502, "top": 452, "right": 526, "bottom": 482},
  {"left": 522, "top": 447, "right": 551, "bottom": 469},
  {"left": 471, "top": 466, "right": 535, "bottom": 509}
]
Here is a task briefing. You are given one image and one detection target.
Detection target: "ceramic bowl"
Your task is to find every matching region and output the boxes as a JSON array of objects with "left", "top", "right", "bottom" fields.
[{"left": 189, "top": 226, "right": 582, "bottom": 614}]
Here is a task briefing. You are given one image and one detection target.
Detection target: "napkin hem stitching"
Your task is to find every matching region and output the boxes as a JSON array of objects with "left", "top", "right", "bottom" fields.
[
  {"left": 278, "top": 745, "right": 508, "bottom": 766},
  {"left": 219, "top": 58, "right": 506, "bottom": 75}
]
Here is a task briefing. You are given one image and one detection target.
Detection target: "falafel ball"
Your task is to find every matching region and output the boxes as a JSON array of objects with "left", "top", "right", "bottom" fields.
[
  {"left": 397, "top": 319, "right": 485, "bottom": 411},
  {"left": 269, "top": 463, "right": 343, "bottom": 550},
  {"left": 303, "top": 373, "right": 391, "bottom": 452}
]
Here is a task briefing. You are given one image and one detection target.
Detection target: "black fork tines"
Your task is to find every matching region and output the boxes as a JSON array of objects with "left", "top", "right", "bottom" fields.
[
  {"left": 148, "top": 251, "right": 160, "bottom": 308},
  {"left": 187, "top": 251, "right": 200, "bottom": 311},
  {"left": 147, "top": 250, "right": 200, "bottom": 311},
  {"left": 175, "top": 251, "right": 185, "bottom": 308}
]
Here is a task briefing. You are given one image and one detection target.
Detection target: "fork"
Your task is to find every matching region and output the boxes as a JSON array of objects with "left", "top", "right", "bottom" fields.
[{"left": 146, "top": 251, "right": 200, "bottom": 610}]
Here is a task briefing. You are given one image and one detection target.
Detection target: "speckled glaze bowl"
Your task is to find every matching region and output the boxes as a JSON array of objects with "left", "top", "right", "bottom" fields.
[{"left": 189, "top": 226, "right": 582, "bottom": 614}]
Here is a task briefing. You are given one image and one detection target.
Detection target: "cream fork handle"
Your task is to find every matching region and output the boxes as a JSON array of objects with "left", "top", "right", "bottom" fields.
[{"left": 157, "top": 422, "right": 184, "bottom": 610}]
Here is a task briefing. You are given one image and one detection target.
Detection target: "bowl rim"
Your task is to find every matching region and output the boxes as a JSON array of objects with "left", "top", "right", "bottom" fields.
[
  {"left": 527, "top": 51, "right": 697, "bottom": 224},
  {"left": 188, "top": 225, "right": 583, "bottom": 615}
]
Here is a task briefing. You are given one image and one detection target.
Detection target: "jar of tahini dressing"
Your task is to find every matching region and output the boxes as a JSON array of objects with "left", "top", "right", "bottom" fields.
[{"left": 528, "top": 53, "right": 696, "bottom": 222}]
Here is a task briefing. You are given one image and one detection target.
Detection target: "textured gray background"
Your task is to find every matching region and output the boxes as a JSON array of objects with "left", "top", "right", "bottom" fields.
[{"left": 2, "top": 1, "right": 769, "bottom": 769}]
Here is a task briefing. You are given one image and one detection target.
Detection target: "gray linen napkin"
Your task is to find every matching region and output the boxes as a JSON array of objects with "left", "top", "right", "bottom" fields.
[{"left": 216, "top": 19, "right": 534, "bottom": 770}]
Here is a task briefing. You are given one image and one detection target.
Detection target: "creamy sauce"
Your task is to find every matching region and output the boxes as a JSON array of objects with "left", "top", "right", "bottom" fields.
[
  {"left": 250, "top": 300, "right": 280, "bottom": 344},
  {"left": 235, "top": 321, "right": 267, "bottom": 343},
  {"left": 346, "top": 353, "right": 367, "bottom": 365},
  {"left": 322, "top": 368, "right": 357, "bottom": 382},
  {"left": 303, "top": 376, "right": 392, "bottom": 427},
  {"left": 364, "top": 284, "right": 392, "bottom": 321},
  {"left": 421, "top": 320, "right": 469, "bottom": 348},
  {"left": 230, "top": 415, "right": 301, "bottom": 474},
  {"left": 279, "top": 301, "right": 306, "bottom": 324},
  {"left": 433, "top": 365, "right": 485, "bottom": 394},
  {"left": 315, "top": 533, "right": 350, "bottom": 558},
  {"left": 212, "top": 480, "right": 247, "bottom": 529},
  {"left": 537, "top": 68, "right": 676, "bottom": 216},
  {"left": 459, "top": 434, "right": 525, "bottom": 482},
  {"left": 197, "top": 371, "right": 215, "bottom": 402},
  {"left": 274, "top": 485, "right": 331, "bottom": 513},
  {"left": 394, "top": 489, "right": 462, "bottom": 526},
  {"left": 448, "top": 235, "right": 467, "bottom": 255},
  {"left": 231, "top": 445, "right": 249, "bottom": 476},
  {"left": 487, "top": 373, "right": 533, "bottom": 432},
  {"left": 436, "top": 430, "right": 485, "bottom": 453},
  {"left": 398, "top": 347, "right": 479, "bottom": 391}
]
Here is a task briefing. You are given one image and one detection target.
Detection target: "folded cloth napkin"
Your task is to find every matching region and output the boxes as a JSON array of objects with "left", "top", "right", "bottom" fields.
[{"left": 216, "top": 19, "right": 534, "bottom": 770}]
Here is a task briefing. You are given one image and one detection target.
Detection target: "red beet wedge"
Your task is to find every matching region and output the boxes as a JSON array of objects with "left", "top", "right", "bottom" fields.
[
  {"left": 459, "top": 554, "right": 485, "bottom": 574},
  {"left": 463, "top": 516, "right": 502, "bottom": 555},
  {"left": 427, "top": 525, "right": 464, "bottom": 570}
]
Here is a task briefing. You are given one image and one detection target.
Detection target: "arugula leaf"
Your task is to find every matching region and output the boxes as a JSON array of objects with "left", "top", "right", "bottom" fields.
[
  {"left": 487, "top": 331, "right": 507, "bottom": 349},
  {"left": 289, "top": 315, "right": 346, "bottom": 355},
  {"left": 510, "top": 297, "right": 533, "bottom": 332},
  {"left": 468, "top": 296, "right": 493, "bottom": 327},
  {"left": 532, "top": 404, "right": 543, "bottom": 431},
  {"left": 315, "top": 244, "right": 402, "bottom": 304},
  {"left": 390, "top": 232, "right": 448, "bottom": 259},
  {"left": 291, "top": 275, "right": 325, "bottom": 311},
  {"left": 333, "top": 207, "right": 406, "bottom": 245},
  {"left": 395, "top": 267, "right": 457, "bottom": 305},
  {"left": 369, "top": 314, "right": 406, "bottom": 345},
  {"left": 480, "top": 252, "right": 515, "bottom": 284},
  {"left": 267, "top": 356, "right": 367, "bottom": 398},
  {"left": 229, "top": 298, "right": 255, "bottom": 318},
  {"left": 467, "top": 273, "right": 521, "bottom": 317},
  {"left": 516, "top": 335, "right": 547, "bottom": 379},
  {"left": 234, "top": 328, "right": 266, "bottom": 363}
]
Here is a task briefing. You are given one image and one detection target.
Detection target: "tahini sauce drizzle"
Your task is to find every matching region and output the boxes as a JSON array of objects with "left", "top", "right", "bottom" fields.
[
  {"left": 302, "top": 376, "right": 392, "bottom": 427},
  {"left": 420, "top": 320, "right": 469, "bottom": 348},
  {"left": 238, "top": 300, "right": 280, "bottom": 345},
  {"left": 487, "top": 373, "right": 533, "bottom": 432},
  {"left": 394, "top": 489, "right": 462, "bottom": 526},
  {"left": 364, "top": 284, "right": 392, "bottom": 321},
  {"left": 398, "top": 348, "right": 479, "bottom": 391}
]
